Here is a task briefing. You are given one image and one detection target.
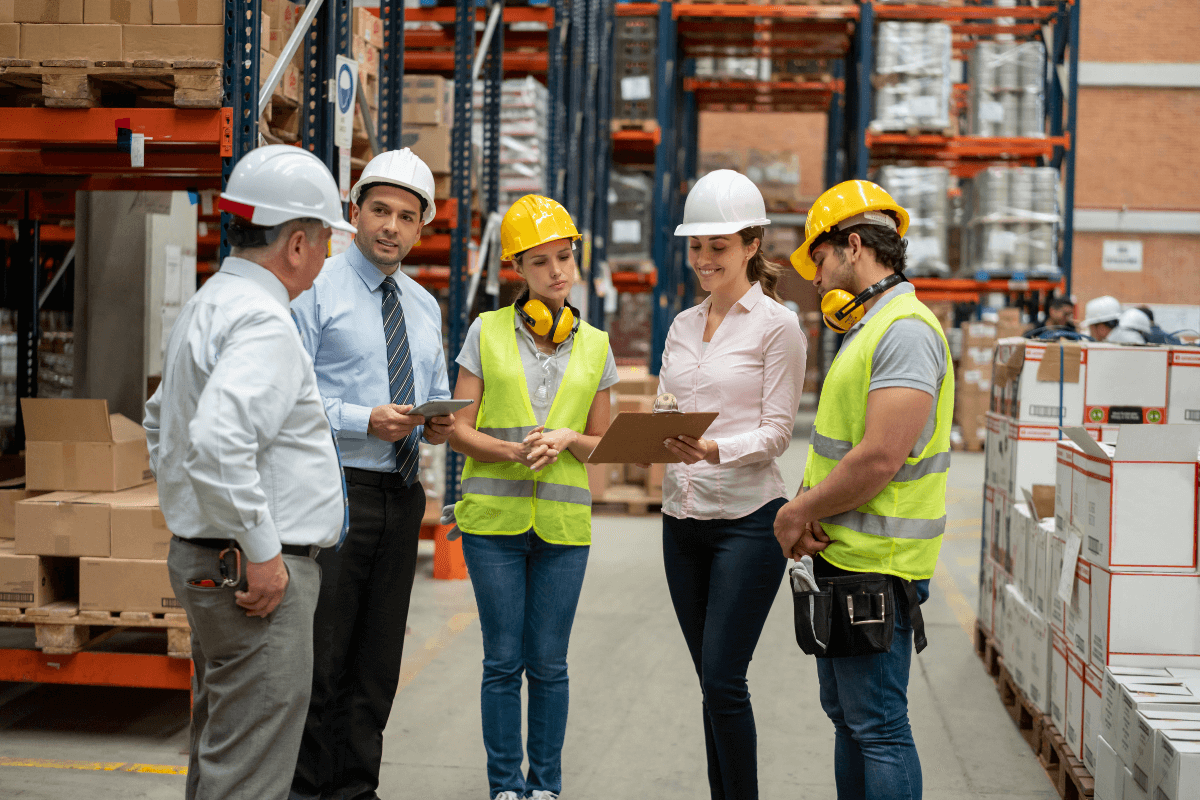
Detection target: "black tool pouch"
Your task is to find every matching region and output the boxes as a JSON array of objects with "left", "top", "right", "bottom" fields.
[{"left": 792, "top": 572, "right": 928, "bottom": 658}]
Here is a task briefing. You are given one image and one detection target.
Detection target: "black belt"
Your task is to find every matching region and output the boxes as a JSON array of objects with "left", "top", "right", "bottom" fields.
[
  {"left": 174, "top": 535, "right": 318, "bottom": 559},
  {"left": 344, "top": 466, "right": 415, "bottom": 489}
]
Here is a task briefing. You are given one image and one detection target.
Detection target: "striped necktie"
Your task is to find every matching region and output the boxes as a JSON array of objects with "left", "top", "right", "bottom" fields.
[
  {"left": 381, "top": 276, "right": 420, "bottom": 485},
  {"left": 291, "top": 310, "right": 349, "bottom": 550}
]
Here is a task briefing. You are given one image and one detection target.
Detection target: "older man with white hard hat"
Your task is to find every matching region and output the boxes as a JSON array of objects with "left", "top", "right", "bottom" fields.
[
  {"left": 1080, "top": 295, "right": 1122, "bottom": 341},
  {"left": 289, "top": 148, "right": 453, "bottom": 800},
  {"left": 144, "top": 145, "right": 354, "bottom": 800}
]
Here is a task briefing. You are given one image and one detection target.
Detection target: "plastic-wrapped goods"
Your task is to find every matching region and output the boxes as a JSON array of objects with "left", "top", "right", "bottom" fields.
[
  {"left": 965, "top": 166, "right": 1060, "bottom": 278},
  {"left": 875, "top": 166, "right": 952, "bottom": 277},
  {"left": 871, "top": 21, "right": 953, "bottom": 132},
  {"left": 608, "top": 169, "right": 653, "bottom": 261},
  {"left": 968, "top": 41, "right": 1046, "bottom": 137},
  {"left": 470, "top": 77, "right": 550, "bottom": 209}
]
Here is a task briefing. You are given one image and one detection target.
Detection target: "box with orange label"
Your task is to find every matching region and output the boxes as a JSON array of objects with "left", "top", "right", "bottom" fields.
[
  {"left": 1083, "top": 342, "right": 1169, "bottom": 425},
  {"left": 1168, "top": 345, "right": 1200, "bottom": 424}
]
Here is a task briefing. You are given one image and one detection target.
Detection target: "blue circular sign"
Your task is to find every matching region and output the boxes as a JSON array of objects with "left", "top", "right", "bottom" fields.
[{"left": 337, "top": 63, "right": 354, "bottom": 114}]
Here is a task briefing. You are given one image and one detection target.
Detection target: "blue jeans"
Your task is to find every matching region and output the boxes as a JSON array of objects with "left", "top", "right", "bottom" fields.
[
  {"left": 462, "top": 530, "right": 590, "bottom": 799},
  {"left": 814, "top": 564, "right": 931, "bottom": 800},
  {"left": 662, "top": 498, "right": 789, "bottom": 800}
]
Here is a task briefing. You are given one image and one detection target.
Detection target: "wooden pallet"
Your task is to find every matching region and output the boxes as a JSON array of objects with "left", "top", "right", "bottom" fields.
[
  {"left": 998, "top": 663, "right": 1045, "bottom": 754},
  {"left": 611, "top": 118, "right": 657, "bottom": 133},
  {"left": 0, "top": 600, "right": 192, "bottom": 659},
  {"left": 1042, "top": 726, "right": 1094, "bottom": 800},
  {"left": 593, "top": 485, "right": 662, "bottom": 516},
  {"left": 0, "top": 59, "right": 222, "bottom": 108}
]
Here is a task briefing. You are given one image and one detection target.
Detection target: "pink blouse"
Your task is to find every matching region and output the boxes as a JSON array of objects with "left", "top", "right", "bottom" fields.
[{"left": 657, "top": 282, "right": 807, "bottom": 520}]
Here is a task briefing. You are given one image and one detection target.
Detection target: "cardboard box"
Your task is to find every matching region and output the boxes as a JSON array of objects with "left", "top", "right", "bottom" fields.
[
  {"left": 1066, "top": 650, "right": 1086, "bottom": 758},
  {"left": 0, "top": 0, "right": 13, "bottom": 22},
  {"left": 1063, "top": 425, "right": 1200, "bottom": 572},
  {"left": 1051, "top": 632, "right": 1070, "bottom": 734},
  {"left": 109, "top": 483, "right": 170, "bottom": 560},
  {"left": 15, "top": 0, "right": 82, "bottom": 22},
  {"left": 1120, "top": 686, "right": 1200, "bottom": 768},
  {"left": 1168, "top": 346, "right": 1200, "bottom": 424},
  {"left": 149, "top": 0, "right": 218, "bottom": 24},
  {"left": 353, "top": 6, "right": 380, "bottom": 47},
  {"left": 400, "top": 123, "right": 450, "bottom": 173},
  {"left": 262, "top": 0, "right": 285, "bottom": 27},
  {"left": 20, "top": 22, "right": 121, "bottom": 61},
  {"left": 1094, "top": 734, "right": 1125, "bottom": 800},
  {"left": 1092, "top": 569, "right": 1200, "bottom": 671},
  {"left": 1033, "top": 518, "right": 1053, "bottom": 619},
  {"left": 83, "top": 0, "right": 150, "bottom": 24},
  {"left": 995, "top": 338, "right": 1086, "bottom": 424},
  {"left": 1153, "top": 730, "right": 1200, "bottom": 798},
  {"left": 1084, "top": 665, "right": 1105, "bottom": 772},
  {"left": 1049, "top": 531, "right": 1067, "bottom": 634},
  {"left": 79, "top": 557, "right": 179, "bottom": 614},
  {"left": 0, "top": 487, "right": 45, "bottom": 539},
  {"left": 0, "top": 22, "right": 16, "bottom": 57},
  {"left": 281, "top": 63, "right": 300, "bottom": 103},
  {"left": 22, "top": 398, "right": 151, "bottom": 493},
  {"left": 1010, "top": 503, "right": 1030, "bottom": 597},
  {"left": 985, "top": 411, "right": 1010, "bottom": 489},
  {"left": 15, "top": 490, "right": 112, "bottom": 557},
  {"left": 1102, "top": 667, "right": 1178, "bottom": 748},
  {"left": 1125, "top": 768, "right": 1147, "bottom": 800},
  {"left": 1028, "top": 604, "right": 1052, "bottom": 714},
  {"left": 1007, "top": 423, "right": 1061, "bottom": 498},
  {"left": 1067, "top": 557, "right": 1092, "bottom": 661},
  {"left": 403, "top": 74, "right": 448, "bottom": 125},
  {"left": 1134, "top": 721, "right": 1200, "bottom": 793},
  {"left": 1084, "top": 343, "right": 1169, "bottom": 424},
  {"left": 0, "top": 542, "right": 74, "bottom": 609},
  {"left": 122, "top": 23, "right": 221, "bottom": 61}
]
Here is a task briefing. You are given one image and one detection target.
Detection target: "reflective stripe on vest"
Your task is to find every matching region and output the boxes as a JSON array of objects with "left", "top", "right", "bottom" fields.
[
  {"left": 454, "top": 305, "right": 608, "bottom": 545},
  {"left": 803, "top": 291, "right": 955, "bottom": 581}
]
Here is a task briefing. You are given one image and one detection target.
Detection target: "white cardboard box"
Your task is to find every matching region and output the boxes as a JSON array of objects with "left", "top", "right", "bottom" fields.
[
  {"left": 1067, "top": 558, "right": 1093, "bottom": 662},
  {"left": 1124, "top": 767, "right": 1147, "bottom": 800},
  {"left": 1094, "top": 734, "right": 1125, "bottom": 800},
  {"left": 1092, "top": 569, "right": 1200, "bottom": 671},
  {"left": 1056, "top": 439, "right": 1075, "bottom": 533},
  {"left": 1010, "top": 503, "right": 1030, "bottom": 597},
  {"left": 1033, "top": 518, "right": 1053, "bottom": 618},
  {"left": 1152, "top": 730, "right": 1200, "bottom": 798},
  {"left": 1049, "top": 532, "right": 1067, "bottom": 634},
  {"left": 985, "top": 411, "right": 1009, "bottom": 488},
  {"left": 1167, "top": 346, "right": 1200, "bottom": 425},
  {"left": 1103, "top": 667, "right": 1177, "bottom": 746},
  {"left": 1051, "top": 633, "right": 1070, "bottom": 734},
  {"left": 1028, "top": 604, "right": 1052, "bottom": 714},
  {"left": 1152, "top": 735, "right": 1200, "bottom": 800},
  {"left": 1063, "top": 425, "right": 1200, "bottom": 572},
  {"left": 1084, "top": 343, "right": 1169, "bottom": 425},
  {"left": 1119, "top": 686, "right": 1200, "bottom": 769},
  {"left": 978, "top": 556, "right": 997, "bottom": 636},
  {"left": 1084, "top": 665, "right": 1105, "bottom": 773},
  {"left": 1008, "top": 423, "right": 1062, "bottom": 498},
  {"left": 1013, "top": 339, "right": 1087, "bottom": 424},
  {"left": 1134, "top": 721, "right": 1200, "bottom": 794},
  {"left": 1067, "top": 650, "right": 1087, "bottom": 759}
]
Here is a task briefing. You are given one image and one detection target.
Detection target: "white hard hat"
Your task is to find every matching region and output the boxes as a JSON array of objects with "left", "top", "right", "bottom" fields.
[
  {"left": 1117, "top": 307, "right": 1152, "bottom": 335},
  {"left": 219, "top": 144, "right": 355, "bottom": 233},
  {"left": 1080, "top": 295, "right": 1121, "bottom": 327},
  {"left": 674, "top": 169, "right": 771, "bottom": 237},
  {"left": 350, "top": 148, "right": 437, "bottom": 225}
]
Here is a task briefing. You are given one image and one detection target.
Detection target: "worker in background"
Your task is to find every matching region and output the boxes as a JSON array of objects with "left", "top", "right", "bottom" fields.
[
  {"left": 447, "top": 196, "right": 619, "bottom": 800},
  {"left": 144, "top": 145, "right": 353, "bottom": 800},
  {"left": 1107, "top": 307, "right": 1153, "bottom": 344},
  {"left": 289, "top": 149, "right": 454, "bottom": 800},
  {"left": 1079, "top": 295, "right": 1121, "bottom": 340},
  {"left": 1136, "top": 306, "right": 1182, "bottom": 344},
  {"left": 657, "top": 170, "right": 807, "bottom": 800},
  {"left": 1024, "top": 295, "right": 1076, "bottom": 336},
  {"left": 776, "top": 180, "right": 954, "bottom": 800}
]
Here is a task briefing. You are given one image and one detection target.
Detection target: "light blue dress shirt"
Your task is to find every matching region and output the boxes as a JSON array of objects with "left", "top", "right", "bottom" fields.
[{"left": 291, "top": 242, "right": 451, "bottom": 472}]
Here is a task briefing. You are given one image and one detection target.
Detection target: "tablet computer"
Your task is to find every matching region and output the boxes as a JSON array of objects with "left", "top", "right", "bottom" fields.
[{"left": 409, "top": 399, "right": 474, "bottom": 418}]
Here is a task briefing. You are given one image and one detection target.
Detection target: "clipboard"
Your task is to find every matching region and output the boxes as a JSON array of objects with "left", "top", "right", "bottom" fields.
[{"left": 587, "top": 411, "right": 719, "bottom": 464}]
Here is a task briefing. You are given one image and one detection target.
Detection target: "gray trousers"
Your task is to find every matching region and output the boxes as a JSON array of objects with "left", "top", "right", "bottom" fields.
[{"left": 168, "top": 537, "right": 321, "bottom": 800}]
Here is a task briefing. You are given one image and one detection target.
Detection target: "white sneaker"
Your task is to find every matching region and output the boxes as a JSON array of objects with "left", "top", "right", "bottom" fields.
[
  {"left": 529, "top": 792, "right": 559, "bottom": 800},
  {"left": 494, "top": 793, "right": 522, "bottom": 800}
]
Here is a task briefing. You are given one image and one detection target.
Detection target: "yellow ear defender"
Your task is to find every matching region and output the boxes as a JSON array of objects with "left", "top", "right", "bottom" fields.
[
  {"left": 516, "top": 292, "right": 579, "bottom": 344},
  {"left": 821, "top": 273, "right": 907, "bottom": 333}
]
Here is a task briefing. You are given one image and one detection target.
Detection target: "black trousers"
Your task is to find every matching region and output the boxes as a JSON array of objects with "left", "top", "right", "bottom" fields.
[{"left": 291, "top": 474, "right": 424, "bottom": 800}]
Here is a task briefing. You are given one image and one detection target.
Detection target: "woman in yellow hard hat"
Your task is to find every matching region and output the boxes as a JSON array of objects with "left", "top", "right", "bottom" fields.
[{"left": 448, "top": 194, "right": 619, "bottom": 800}]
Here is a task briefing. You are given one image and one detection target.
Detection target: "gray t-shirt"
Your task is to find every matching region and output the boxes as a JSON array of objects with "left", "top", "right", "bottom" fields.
[
  {"left": 456, "top": 312, "right": 620, "bottom": 425},
  {"left": 837, "top": 282, "right": 947, "bottom": 455}
]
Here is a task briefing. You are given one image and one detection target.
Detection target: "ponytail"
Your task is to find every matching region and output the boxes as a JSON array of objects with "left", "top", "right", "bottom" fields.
[{"left": 738, "top": 226, "right": 786, "bottom": 304}]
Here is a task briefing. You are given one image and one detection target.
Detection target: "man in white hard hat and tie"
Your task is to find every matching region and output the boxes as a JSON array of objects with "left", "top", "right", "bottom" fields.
[
  {"left": 144, "top": 145, "right": 354, "bottom": 800},
  {"left": 289, "top": 149, "right": 454, "bottom": 800}
]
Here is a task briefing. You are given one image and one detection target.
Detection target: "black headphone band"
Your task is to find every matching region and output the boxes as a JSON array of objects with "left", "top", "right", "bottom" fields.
[{"left": 852, "top": 273, "right": 906, "bottom": 306}]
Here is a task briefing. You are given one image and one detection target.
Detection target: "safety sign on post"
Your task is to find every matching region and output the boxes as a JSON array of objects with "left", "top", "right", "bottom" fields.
[{"left": 333, "top": 55, "right": 357, "bottom": 150}]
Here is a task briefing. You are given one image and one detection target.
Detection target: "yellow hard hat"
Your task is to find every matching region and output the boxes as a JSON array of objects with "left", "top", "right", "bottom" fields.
[
  {"left": 790, "top": 180, "right": 910, "bottom": 280},
  {"left": 500, "top": 195, "right": 581, "bottom": 261}
]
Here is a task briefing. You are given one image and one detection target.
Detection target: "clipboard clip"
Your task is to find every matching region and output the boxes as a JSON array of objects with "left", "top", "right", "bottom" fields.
[{"left": 652, "top": 393, "right": 682, "bottom": 414}]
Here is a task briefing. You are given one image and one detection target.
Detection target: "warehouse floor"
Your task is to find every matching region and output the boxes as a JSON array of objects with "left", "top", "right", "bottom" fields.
[{"left": 0, "top": 416, "right": 1057, "bottom": 800}]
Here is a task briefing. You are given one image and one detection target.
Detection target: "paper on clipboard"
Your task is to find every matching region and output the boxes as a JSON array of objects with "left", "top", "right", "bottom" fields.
[{"left": 587, "top": 411, "right": 719, "bottom": 464}]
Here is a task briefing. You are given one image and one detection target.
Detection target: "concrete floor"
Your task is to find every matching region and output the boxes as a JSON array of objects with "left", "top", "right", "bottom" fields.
[{"left": 0, "top": 418, "right": 1057, "bottom": 799}]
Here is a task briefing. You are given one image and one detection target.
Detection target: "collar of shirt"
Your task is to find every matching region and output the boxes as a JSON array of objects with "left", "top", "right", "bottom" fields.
[
  {"left": 344, "top": 239, "right": 412, "bottom": 296},
  {"left": 702, "top": 281, "right": 766, "bottom": 317},
  {"left": 845, "top": 281, "right": 915, "bottom": 336},
  {"left": 219, "top": 257, "right": 291, "bottom": 310}
]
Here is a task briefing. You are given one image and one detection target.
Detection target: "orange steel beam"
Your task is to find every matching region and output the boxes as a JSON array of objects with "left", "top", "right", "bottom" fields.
[
  {"left": 405, "top": 51, "right": 548, "bottom": 73},
  {"left": 0, "top": 649, "right": 193, "bottom": 691},
  {"left": 616, "top": 3, "right": 659, "bottom": 16},
  {"left": 910, "top": 278, "right": 1064, "bottom": 293},
  {"left": 674, "top": 4, "right": 860, "bottom": 20},
  {"left": 611, "top": 270, "right": 657, "bottom": 292},
  {"left": 875, "top": 5, "right": 1058, "bottom": 20},
  {"left": 404, "top": 7, "right": 553, "bottom": 23},
  {"left": 404, "top": 30, "right": 552, "bottom": 49},
  {"left": 0, "top": 147, "right": 222, "bottom": 175},
  {"left": 0, "top": 107, "right": 223, "bottom": 145},
  {"left": 684, "top": 79, "right": 840, "bottom": 92}
]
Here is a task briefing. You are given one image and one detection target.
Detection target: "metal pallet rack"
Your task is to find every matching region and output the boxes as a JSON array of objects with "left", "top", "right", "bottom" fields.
[{"left": 615, "top": 1, "right": 1079, "bottom": 373}]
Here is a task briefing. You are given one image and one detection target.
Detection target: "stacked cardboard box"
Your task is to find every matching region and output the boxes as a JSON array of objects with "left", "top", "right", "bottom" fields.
[
  {"left": 612, "top": 16, "right": 655, "bottom": 120},
  {"left": 3, "top": 398, "right": 178, "bottom": 615},
  {"left": 585, "top": 366, "right": 664, "bottom": 510},
  {"left": 472, "top": 76, "right": 550, "bottom": 207},
  {"left": 609, "top": 168, "right": 653, "bottom": 262},
  {"left": 955, "top": 322, "right": 996, "bottom": 451},
  {"left": 400, "top": 74, "right": 454, "bottom": 199}
]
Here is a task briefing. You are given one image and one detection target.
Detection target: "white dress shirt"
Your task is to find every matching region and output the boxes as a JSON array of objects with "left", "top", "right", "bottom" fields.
[
  {"left": 144, "top": 257, "right": 344, "bottom": 563},
  {"left": 658, "top": 282, "right": 807, "bottom": 520}
]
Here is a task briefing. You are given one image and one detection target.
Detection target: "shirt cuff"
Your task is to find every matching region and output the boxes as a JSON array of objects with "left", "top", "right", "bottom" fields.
[
  {"left": 339, "top": 403, "right": 372, "bottom": 438},
  {"left": 711, "top": 437, "right": 736, "bottom": 464},
  {"left": 238, "top": 516, "right": 282, "bottom": 564}
]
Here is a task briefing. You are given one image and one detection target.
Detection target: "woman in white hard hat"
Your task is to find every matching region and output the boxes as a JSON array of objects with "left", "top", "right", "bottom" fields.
[
  {"left": 1079, "top": 295, "right": 1121, "bottom": 341},
  {"left": 448, "top": 195, "right": 619, "bottom": 800},
  {"left": 656, "top": 169, "right": 808, "bottom": 799}
]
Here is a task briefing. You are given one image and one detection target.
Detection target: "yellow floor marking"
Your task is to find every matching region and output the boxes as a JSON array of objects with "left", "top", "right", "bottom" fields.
[
  {"left": 396, "top": 609, "right": 479, "bottom": 694},
  {"left": 933, "top": 561, "right": 977, "bottom": 638},
  {"left": 957, "top": 555, "right": 977, "bottom": 567},
  {"left": 0, "top": 756, "right": 186, "bottom": 774},
  {"left": 945, "top": 517, "right": 981, "bottom": 529}
]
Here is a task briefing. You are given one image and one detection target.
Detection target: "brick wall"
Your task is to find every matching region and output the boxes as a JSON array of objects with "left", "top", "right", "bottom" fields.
[
  {"left": 1074, "top": 88, "right": 1200, "bottom": 210},
  {"left": 1073, "top": 233, "right": 1200, "bottom": 307},
  {"left": 1079, "top": 0, "right": 1200, "bottom": 63}
]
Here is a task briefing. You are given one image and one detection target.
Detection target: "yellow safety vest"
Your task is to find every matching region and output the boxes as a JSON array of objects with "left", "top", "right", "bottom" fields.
[
  {"left": 454, "top": 305, "right": 608, "bottom": 545},
  {"left": 802, "top": 291, "right": 955, "bottom": 581}
]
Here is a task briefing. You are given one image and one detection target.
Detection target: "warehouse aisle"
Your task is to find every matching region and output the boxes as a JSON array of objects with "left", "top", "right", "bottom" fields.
[{"left": 0, "top": 428, "right": 1056, "bottom": 800}]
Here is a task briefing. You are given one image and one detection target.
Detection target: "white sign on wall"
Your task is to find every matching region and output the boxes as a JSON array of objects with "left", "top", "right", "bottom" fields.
[
  {"left": 1101, "top": 240, "right": 1143, "bottom": 272},
  {"left": 333, "top": 55, "right": 357, "bottom": 150}
]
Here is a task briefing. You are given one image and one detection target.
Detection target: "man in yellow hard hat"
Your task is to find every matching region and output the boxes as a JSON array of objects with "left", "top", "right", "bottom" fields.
[{"left": 775, "top": 179, "right": 955, "bottom": 800}]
